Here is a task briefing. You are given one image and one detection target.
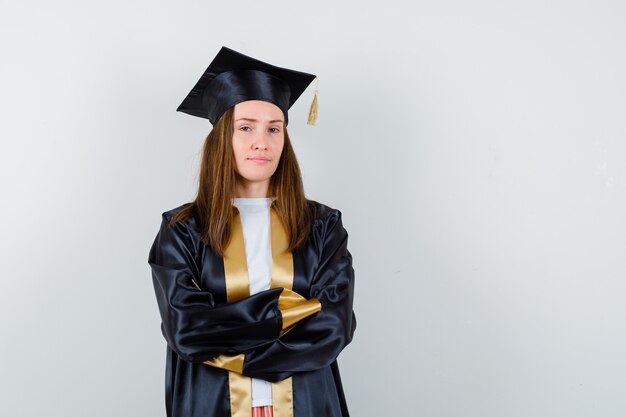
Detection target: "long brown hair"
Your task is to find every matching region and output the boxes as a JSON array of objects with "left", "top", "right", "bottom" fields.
[{"left": 170, "top": 107, "right": 316, "bottom": 257}]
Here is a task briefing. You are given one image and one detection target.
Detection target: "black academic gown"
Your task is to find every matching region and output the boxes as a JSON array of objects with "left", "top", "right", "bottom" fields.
[{"left": 148, "top": 201, "right": 356, "bottom": 417}]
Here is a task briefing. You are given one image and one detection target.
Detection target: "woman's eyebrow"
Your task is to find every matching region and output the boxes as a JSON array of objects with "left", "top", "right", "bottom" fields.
[{"left": 235, "top": 118, "right": 284, "bottom": 124}]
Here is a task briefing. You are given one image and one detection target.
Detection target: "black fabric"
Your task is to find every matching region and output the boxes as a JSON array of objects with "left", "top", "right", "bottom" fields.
[
  {"left": 176, "top": 46, "right": 316, "bottom": 125},
  {"left": 148, "top": 201, "right": 356, "bottom": 417}
]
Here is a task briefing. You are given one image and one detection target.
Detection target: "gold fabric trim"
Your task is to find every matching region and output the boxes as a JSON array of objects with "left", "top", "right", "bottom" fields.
[
  {"left": 224, "top": 211, "right": 250, "bottom": 302},
  {"left": 272, "top": 377, "right": 294, "bottom": 417},
  {"left": 223, "top": 212, "right": 252, "bottom": 417},
  {"left": 229, "top": 373, "right": 252, "bottom": 417},
  {"left": 280, "top": 294, "right": 322, "bottom": 333},
  {"left": 269, "top": 208, "right": 293, "bottom": 290},
  {"left": 204, "top": 354, "right": 244, "bottom": 373},
  {"left": 268, "top": 207, "right": 294, "bottom": 417},
  {"left": 277, "top": 287, "right": 306, "bottom": 306}
]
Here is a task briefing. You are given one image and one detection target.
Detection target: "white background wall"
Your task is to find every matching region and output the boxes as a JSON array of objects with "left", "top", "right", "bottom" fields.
[{"left": 1, "top": 1, "right": 625, "bottom": 416}]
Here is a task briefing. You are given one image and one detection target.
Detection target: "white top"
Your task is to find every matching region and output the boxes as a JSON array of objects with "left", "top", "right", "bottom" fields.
[{"left": 232, "top": 197, "right": 275, "bottom": 407}]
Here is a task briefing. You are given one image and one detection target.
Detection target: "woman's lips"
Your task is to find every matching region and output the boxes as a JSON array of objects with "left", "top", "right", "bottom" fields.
[{"left": 248, "top": 157, "right": 270, "bottom": 163}]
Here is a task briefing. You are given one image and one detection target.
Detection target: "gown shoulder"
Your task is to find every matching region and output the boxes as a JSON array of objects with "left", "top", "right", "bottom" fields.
[
  {"left": 307, "top": 199, "right": 343, "bottom": 222},
  {"left": 162, "top": 201, "right": 194, "bottom": 220}
]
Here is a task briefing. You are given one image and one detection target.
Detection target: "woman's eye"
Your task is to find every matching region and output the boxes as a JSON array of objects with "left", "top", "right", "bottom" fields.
[
  {"left": 239, "top": 126, "right": 252, "bottom": 132},
  {"left": 269, "top": 127, "right": 280, "bottom": 133}
]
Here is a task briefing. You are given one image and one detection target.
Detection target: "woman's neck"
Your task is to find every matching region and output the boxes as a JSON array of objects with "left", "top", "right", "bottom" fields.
[{"left": 234, "top": 179, "right": 270, "bottom": 198}]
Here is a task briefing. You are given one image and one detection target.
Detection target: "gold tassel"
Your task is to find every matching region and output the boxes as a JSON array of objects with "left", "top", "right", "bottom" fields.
[{"left": 307, "top": 78, "right": 319, "bottom": 125}]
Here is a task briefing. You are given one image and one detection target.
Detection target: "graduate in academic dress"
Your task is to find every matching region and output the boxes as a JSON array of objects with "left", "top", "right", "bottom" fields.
[{"left": 148, "top": 46, "right": 357, "bottom": 417}]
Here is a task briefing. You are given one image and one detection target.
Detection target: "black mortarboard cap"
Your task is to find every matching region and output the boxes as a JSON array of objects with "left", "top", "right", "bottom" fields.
[{"left": 177, "top": 46, "right": 317, "bottom": 125}]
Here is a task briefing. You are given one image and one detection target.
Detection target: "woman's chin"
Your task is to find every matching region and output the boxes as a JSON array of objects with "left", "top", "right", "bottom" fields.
[{"left": 238, "top": 170, "right": 277, "bottom": 182}]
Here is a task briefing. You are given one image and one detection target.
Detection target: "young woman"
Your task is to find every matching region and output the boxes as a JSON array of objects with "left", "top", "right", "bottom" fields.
[{"left": 148, "top": 46, "right": 356, "bottom": 417}]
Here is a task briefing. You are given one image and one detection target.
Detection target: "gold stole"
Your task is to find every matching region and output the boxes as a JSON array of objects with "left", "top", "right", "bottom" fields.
[{"left": 219, "top": 206, "right": 294, "bottom": 417}]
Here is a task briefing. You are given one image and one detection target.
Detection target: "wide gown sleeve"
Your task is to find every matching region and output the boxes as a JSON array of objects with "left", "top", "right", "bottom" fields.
[
  {"left": 148, "top": 213, "right": 285, "bottom": 363},
  {"left": 240, "top": 210, "right": 357, "bottom": 382}
]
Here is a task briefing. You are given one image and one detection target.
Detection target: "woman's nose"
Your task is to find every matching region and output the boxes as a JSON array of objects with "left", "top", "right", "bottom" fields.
[{"left": 252, "top": 133, "right": 269, "bottom": 150}]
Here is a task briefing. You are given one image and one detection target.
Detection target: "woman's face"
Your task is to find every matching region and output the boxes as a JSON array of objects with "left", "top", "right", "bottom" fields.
[{"left": 232, "top": 100, "right": 285, "bottom": 195}]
